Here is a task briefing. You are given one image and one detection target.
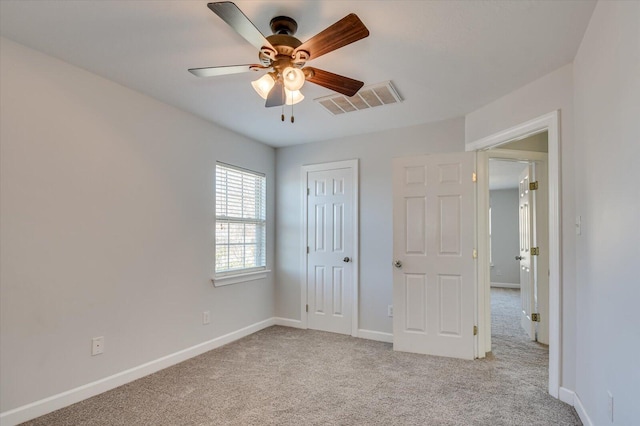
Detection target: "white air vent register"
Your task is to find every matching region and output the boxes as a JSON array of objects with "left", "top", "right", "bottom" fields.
[{"left": 315, "top": 81, "right": 402, "bottom": 115}]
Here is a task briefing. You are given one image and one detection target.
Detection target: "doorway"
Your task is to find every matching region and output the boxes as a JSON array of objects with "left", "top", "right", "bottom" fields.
[
  {"left": 300, "top": 160, "right": 359, "bottom": 336},
  {"left": 469, "top": 111, "right": 561, "bottom": 398},
  {"left": 488, "top": 143, "right": 549, "bottom": 345}
]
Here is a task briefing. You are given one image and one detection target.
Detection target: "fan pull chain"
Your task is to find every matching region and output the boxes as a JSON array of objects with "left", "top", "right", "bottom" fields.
[
  {"left": 291, "top": 101, "right": 295, "bottom": 123},
  {"left": 281, "top": 103, "right": 285, "bottom": 122}
]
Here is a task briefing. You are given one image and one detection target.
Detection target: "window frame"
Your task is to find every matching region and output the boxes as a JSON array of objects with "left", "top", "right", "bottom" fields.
[{"left": 213, "top": 162, "right": 268, "bottom": 286}]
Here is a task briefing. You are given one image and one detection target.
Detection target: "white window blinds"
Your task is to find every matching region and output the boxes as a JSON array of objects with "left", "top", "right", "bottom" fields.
[{"left": 215, "top": 163, "right": 266, "bottom": 275}]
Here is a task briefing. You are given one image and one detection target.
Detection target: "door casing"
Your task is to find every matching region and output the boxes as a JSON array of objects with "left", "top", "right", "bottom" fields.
[
  {"left": 300, "top": 159, "right": 359, "bottom": 336},
  {"left": 468, "top": 111, "right": 561, "bottom": 398}
]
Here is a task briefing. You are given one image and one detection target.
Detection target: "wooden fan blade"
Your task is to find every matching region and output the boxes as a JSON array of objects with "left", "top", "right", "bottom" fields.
[
  {"left": 188, "top": 64, "right": 262, "bottom": 77},
  {"left": 208, "top": 2, "right": 275, "bottom": 52},
  {"left": 265, "top": 80, "right": 285, "bottom": 107},
  {"left": 294, "top": 14, "right": 369, "bottom": 60},
  {"left": 305, "top": 67, "right": 364, "bottom": 97}
]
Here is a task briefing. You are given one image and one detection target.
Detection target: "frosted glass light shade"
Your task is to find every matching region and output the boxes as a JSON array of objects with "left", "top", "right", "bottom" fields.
[
  {"left": 282, "top": 67, "right": 305, "bottom": 91},
  {"left": 251, "top": 74, "right": 275, "bottom": 99},
  {"left": 285, "top": 89, "right": 304, "bottom": 105}
]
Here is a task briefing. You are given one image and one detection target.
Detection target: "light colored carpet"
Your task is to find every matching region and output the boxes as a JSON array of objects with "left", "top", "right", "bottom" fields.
[{"left": 23, "top": 288, "right": 580, "bottom": 425}]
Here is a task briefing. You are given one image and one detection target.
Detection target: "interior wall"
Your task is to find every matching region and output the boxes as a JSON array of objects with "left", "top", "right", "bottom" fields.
[
  {"left": 465, "top": 64, "right": 576, "bottom": 390},
  {"left": 0, "top": 38, "right": 276, "bottom": 413},
  {"left": 501, "top": 132, "right": 548, "bottom": 152},
  {"left": 275, "top": 117, "right": 465, "bottom": 334},
  {"left": 573, "top": 2, "right": 640, "bottom": 424},
  {"left": 489, "top": 189, "right": 520, "bottom": 285}
]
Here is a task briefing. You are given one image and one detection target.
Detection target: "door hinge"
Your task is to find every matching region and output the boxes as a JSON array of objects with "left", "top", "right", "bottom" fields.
[
  {"left": 531, "top": 247, "right": 540, "bottom": 256},
  {"left": 529, "top": 181, "right": 539, "bottom": 191},
  {"left": 306, "top": 304, "right": 309, "bottom": 313},
  {"left": 473, "top": 325, "right": 478, "bottom": 336},
  {"left": 307, "top": 188, "right": 310, "bottom": 196},
  {"left": 306, "top": 246, "right": 310, "bottom": 254},
  {"left": 531, "top": 313, "right": 540, "bottom": 322},
  {"left": 472, "top": 172, "right": 477, "bottom": 182},
  {"left": 472, "top": 248, "right": 478, "bottom": 259}
]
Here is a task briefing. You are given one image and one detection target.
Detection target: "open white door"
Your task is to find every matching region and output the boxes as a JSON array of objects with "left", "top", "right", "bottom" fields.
[
  {"left": 518, "top": 164, "right": 536, "bottom": 340},
  {"left": 392, "top": 152, "right": 476, "bottom": 360}
]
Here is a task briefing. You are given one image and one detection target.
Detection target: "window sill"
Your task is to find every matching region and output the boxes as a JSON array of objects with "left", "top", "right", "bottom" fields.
[{"left": 212, "top": 270, "right": 271, "bottom": 287}]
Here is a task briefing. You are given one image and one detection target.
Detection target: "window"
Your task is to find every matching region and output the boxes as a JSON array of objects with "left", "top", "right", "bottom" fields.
[{"left": 215, "top": 163, "right": 266, "bottom": 276}]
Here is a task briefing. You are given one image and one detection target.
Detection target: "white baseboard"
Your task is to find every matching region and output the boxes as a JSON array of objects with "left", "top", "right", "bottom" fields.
[
  {"left": 273, "top": 317, "right": 305, "bottom": 329},
  {"left": 574, "top": 392, "right": 593, "bottom": 426},
  {"left": 558, "top": 387, "right": 575, "bottom": 405},
  {"left": 357, "top": 329, "right": 393, "bottom": 343},
  {"left": 0, "top": 318, "right": 275, "bottom": 426},
  {"left": 490, "top": 282, "right": 520, "bottom": 289},
  {"left": 273, "top": 319, "right": 392, "bottom": 344}
]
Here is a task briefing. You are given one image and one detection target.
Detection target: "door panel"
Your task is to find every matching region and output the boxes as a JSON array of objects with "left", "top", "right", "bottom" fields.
[
  {"left": 392, "top": 152, "right": 476, "bottom": 360},
  {"left": 519, "top": 165, "right": 536, "bottom": 340},
  {"left": 439, "top": 275, "right": 462, "bottom": 336},
  {"left": 307, "top": 167, "right": 353, "bottom": 335},
  {"left": 405, "top": 274, "right": 427, "bottom": 332}
]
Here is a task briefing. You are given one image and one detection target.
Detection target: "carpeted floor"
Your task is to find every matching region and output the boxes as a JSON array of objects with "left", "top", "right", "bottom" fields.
[{"left": 23, "top": 288, "right": 580, "bottom": 425}]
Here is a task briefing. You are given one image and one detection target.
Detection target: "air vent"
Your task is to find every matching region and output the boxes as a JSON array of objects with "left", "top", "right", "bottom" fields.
[{"left": 315, "top": 81, "right": 402, "bottom": 115}]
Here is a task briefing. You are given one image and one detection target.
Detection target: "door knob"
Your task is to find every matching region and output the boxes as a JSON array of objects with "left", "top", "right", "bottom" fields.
[
  {"left": 393, "top": 260, "right": 402, "bottom": 268},
  {"left": 515, "top": 256, "right": 524, "bottom": 261},
  {"left": 343, "top": 257, "right": 351, "bottom": 263}
]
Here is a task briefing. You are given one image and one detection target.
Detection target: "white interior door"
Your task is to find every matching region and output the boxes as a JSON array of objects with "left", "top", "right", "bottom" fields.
[
  {"left": 306, "top": 166, "right": 354, "bottom": 335},
  {"left": 392, "top": 152, "right": 476, "bottom": 360},
  {"left": 518, "top": 164, "right": 536, "bottom": 340}
]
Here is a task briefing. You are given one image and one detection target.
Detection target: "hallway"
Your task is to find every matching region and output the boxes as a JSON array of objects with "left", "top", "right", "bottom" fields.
[{"left": 491, "top": 287, "right": 550, "bottom": 391}]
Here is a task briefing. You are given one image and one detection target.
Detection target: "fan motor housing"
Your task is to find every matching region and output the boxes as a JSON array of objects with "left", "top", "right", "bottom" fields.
[{"left": 270, "top": 16, "right": 298, "bottom": 35}]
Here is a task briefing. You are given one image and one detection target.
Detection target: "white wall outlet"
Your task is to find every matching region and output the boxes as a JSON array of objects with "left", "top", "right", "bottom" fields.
[
  {"left": 607, "top": 391, "right": 614, "bottom": 422},
  {"left": 202, "top": 310, "right": 210, "bottom": 325},
  {"left": 91, "top": 336, "right": 104, "bottom": 356},
  {"left": 388, "top": 305, "right": 393, "bottom": 317}
]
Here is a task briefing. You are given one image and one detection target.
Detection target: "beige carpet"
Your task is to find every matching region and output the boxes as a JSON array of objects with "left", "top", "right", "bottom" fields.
[{"left": 23, "top": 288, "right": 580, "bottom": 425}]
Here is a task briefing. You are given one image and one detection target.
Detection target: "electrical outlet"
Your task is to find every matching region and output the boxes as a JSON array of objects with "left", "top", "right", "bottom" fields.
[
  {"left": 607, "top": 391, "right": 613, "bottom": 422},
  {"left": 388, "top": 305, "right": 393, "bottom": 317},
  {"left": 203, "top": 311, "right": 210, "bottom": 325},
  {"left": 91, "top": 336, "right": 104, "bottom": 356}
]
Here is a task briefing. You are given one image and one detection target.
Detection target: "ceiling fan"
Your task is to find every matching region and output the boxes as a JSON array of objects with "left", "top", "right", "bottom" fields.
[{"left": 188, "top": 1, "right": 370, "bottom": 111}]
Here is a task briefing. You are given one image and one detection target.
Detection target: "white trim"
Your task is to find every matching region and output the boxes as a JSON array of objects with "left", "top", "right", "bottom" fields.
[
  {"left": 357, "top": 329, "right": 393, "bottom": 343},
  {"left": 300, "top": 159, "right": 360, "bottom": 337},
  {"left": 0, "top": 318, "right": 275, "bottom": 426},
  {"left": 477, "top": 152, "right": 490, "bottom": 356},
  {"left": 212, "top": 269, "right": 270, "bottom": 287},
  {"left": 574, "top": 393, "right": 594, "bottom": 426},
  {"left": 468, "top": 110, "right": 561, "bottom": 399},
  {"left": 559, "top": 387, "right": 575, "bottom": 405},
  {"left": 490, "top": 282, "right": 520, "bottom": 289},
  {"left": 273, "top": 317, "right": 305, "bottom": 329}
]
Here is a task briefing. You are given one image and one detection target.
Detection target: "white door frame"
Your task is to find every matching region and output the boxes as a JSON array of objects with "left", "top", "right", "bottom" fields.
[
  {"left": 300, "top": 159, "right": 359, "bottom": 337},
  {"left": 467, "top": 111, "right": 560, "bottom": 398}
]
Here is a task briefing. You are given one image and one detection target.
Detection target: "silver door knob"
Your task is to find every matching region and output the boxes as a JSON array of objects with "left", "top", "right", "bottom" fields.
[
  {"left": 343, "top": 257, "right": 351, "bottom": 263},
  {"left": 393, "top": 260, "right": 402, "bottom": 268},
  {"left": 515, "top": 256, "right": 524, "bottom": 261}
]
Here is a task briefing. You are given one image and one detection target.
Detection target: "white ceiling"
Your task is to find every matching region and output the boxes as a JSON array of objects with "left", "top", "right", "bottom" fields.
[
  {"left": 0, "top": 1, "right": 596, "bottom": 147},
  {"left": 489, "top": 159, "right": 528, "bottom": 190}
]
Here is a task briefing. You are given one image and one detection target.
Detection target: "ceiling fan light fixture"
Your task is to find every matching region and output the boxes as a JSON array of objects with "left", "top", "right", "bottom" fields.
[
  {"left": 285, "top": 89, "right": 304, "bottom": 105},
  {"left": 282, "top": 67, "right": 305, "bottom": 91},
  {"left": 251, "top": 73, "right": 276, "bottom": 99}
]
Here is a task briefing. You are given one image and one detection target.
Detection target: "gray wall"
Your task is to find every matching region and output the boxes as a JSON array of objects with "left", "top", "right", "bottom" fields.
[
  {"left": 573, "top": 2, "right": 640, "bottom": 424},
  {"left": 0, "top": 38, "right": 276, "bottom": 412},
  {"left": 275, "top": 118, "right": 465, "bottom": 334},
  {"left": 490, "top": 189, "right": 520, "bottom": 285}
]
